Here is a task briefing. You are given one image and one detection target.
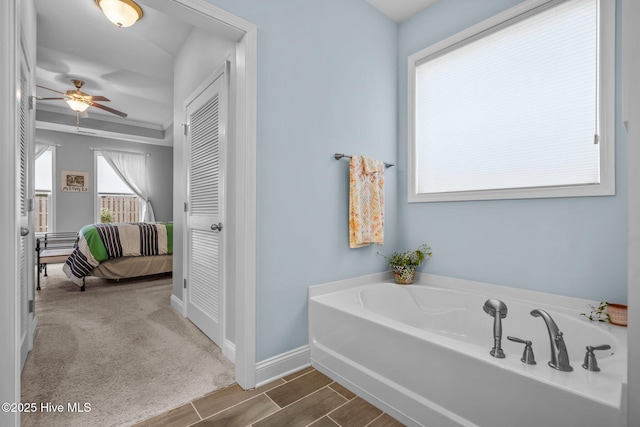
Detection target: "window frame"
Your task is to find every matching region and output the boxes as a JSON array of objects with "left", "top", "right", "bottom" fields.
[
  {"left": 407, "top": 0, "right": 615, "bottom": 203},
  {"left": 94, "top": 151, "right": 141, "bottom": 223},
  {"left": 34, "top": 146, "right": 55, "bottom": 232}
]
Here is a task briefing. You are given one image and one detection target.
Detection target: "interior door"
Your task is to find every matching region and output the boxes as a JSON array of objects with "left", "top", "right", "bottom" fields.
[
  {"left": 19, "top": 41, "right": 35, "bottom": 370},
  {"left": 184, "top": 64, "right": 227, "bottom": 347}
]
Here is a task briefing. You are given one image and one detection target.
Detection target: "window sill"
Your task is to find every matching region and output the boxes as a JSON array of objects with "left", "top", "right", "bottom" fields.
[{"left": 409, "top": 181, "right": 615, "bottom": 203}]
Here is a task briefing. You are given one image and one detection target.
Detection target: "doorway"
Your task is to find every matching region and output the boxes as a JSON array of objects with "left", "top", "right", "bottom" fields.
[{"left": 0, "top": 0, "right": 257, "bottom": 425}]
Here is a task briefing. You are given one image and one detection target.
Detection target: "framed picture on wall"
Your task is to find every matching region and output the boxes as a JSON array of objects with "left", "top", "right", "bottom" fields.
[{"left": 61, "top": 170, "right": 89, "bottom": 192}]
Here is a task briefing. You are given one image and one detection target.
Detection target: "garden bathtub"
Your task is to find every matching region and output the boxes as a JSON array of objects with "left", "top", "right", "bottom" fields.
[{"left": 309, "top": 273, "right": 627, "bottom": 427}]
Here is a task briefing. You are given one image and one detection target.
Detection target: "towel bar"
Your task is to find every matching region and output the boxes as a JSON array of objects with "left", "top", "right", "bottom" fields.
[{"left": 334, "top": 153, "right": 394, "bottom": 168}]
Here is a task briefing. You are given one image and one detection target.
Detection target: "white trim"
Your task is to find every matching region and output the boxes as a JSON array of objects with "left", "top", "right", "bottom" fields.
[
  {"left": 170, "top": 294, "right": 185, "bottom": 316},
  {"left": 255, "top": 345, "right": 311, "bottom": 388},
  {"left": 138, "top": 0, "right": 252, "bottom": 37},
  {"left": 233, "top": 27, "right": 257, "bottom": 390},
  {"left": 407, "top": 0, "right": 616, "bottom": 203},
  {"left": 35, "top": 120, "right": 174, "bottom": 147},
  {"left": 623, "top": 1, "right": 640, "bottom": 425},
  {"left": 1, "top": 0, "right": 21, "bottom": 425},
  {"left": 223, "top": 338, "right": 236, "bottom": 363},
  {"left": 93, "top": 152, "right": 99, "bottom": 223},
  {"left": 29, "top": 316, "right": 38, "bottom": 347},
  {"left": 49, "top": 146, "right": 56, "bottom": 231}
]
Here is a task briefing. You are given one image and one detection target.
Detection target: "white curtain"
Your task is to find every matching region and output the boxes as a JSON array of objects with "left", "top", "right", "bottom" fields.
[
  {"left": 35, "top": 143, "right": 50, "bottom": 160},
  {"left": 99, "top": 150, "right": 155, "bottom": 222}
]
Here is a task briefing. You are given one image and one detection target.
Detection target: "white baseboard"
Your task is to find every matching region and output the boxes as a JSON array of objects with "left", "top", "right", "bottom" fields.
[
  {"left": 170, "top": 294, "right": 185, "bottom": 316},
  {"left": 30, "top": 316, "right": 38, "bottom": 350},
  {"left": 223, "top": 339, "right": 236, "bottom": 363},
  {"left": 255, "top": 345, "right": 310, "bottom": 387}
]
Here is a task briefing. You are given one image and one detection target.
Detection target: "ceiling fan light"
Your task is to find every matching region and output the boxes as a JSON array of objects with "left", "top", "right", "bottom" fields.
[
  {"left": 66, "top": 99, "right": 90, "bottom": 113},
  {"left": 96, "top": 0, "right": 143, "bottom": 28}
]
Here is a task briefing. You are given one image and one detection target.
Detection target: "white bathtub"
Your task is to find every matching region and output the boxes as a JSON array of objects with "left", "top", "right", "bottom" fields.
[{"left": 309, "top": 273, "right": 627, "bottom": 427}]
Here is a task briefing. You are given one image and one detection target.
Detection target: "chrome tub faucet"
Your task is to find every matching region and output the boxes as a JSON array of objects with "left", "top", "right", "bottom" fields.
[
  {"left": 484, "top": 299, "right": 508, "bottom": 358},
  {"left": 530, "top": 309, "right": 573, "bottom": 372}
]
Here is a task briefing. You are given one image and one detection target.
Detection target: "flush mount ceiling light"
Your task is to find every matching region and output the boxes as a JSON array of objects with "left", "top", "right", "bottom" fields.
[{"left": 95, "top": 0, "right": 143, "bottom": 28}]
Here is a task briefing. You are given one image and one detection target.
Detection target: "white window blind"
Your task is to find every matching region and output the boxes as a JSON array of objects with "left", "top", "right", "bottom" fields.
[{"left": 411, "top": 0, "right": 613, "bottom": 201}]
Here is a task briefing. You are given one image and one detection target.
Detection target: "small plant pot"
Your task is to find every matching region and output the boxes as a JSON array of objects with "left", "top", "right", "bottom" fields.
[
  {"left": 392, "top": 265, "right": 416, "bottom": 285},
  {"left": 607, "top": 303, "right": 627, "bottom": 326}
]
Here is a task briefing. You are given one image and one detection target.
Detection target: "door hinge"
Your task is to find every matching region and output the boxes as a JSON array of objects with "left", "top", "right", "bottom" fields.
[
  {"left": 27, "top": 198, "right": 34, "bottom": 212},
  {"left": 594, "top": 133, "right": 600, "bottom": 145},
  {"left": 182, "top": 123, "right": 189, "bottom": 135},
  {"left": 28, "top": 300, "right": 34, "bottom": 313},
  {"left": 29, "top": 96, "right": 35, "bottom": 110},
  {"left": 184, "top": 278, "right": 187, "bottom": 289},
  {"left": 184, "top": 202, "right": 189, "bottom": 212}
]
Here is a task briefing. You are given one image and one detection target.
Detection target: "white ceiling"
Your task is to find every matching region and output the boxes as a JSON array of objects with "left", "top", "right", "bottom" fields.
[
  {"left": 366, "top": 0, "right": 440, "bottom": 23},
  {"left": 34, "top": 0, "right": 196, "bottom": 143}
]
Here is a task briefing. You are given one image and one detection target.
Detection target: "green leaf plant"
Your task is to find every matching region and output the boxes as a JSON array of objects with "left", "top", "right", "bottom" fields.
[
  {"left": 580, "top": 301, "right": 610, "bottom": 323},
  {"left": 378, "top": 244, "right": 433, "bottom": 268}
]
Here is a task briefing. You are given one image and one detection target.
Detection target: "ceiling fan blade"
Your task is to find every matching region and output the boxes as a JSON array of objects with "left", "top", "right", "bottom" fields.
[
  {"left": 90, "top": 102, "right": 127, "bottom": 118},
  {"left": 37, "top": 97, "right": 67, "bottom": 100},
  {"left": 36, "top": 85, "right": 66, "bottom": 95},
  {"left": 86, "top": 95, "right": 110, "bottom": 102}
]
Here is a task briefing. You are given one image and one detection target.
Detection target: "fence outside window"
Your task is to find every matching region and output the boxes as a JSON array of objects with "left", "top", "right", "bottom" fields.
[
  {"left": 100, "top": 194, "right": 141, "bottom": 223},
  {"left": 33, "top": 193, "right": 140, "bottom": 231},
  {"left": 34, "top": 193, "right": 50, "bottom": 233}
]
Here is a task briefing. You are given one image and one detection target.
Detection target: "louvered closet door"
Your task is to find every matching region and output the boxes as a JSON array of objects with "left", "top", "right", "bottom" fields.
[
  {"left": 19, "top": 47, "right": 34, "bottom": 370},
  {"left": 185, "top": 67, "right": 227, "bottom": 347}
]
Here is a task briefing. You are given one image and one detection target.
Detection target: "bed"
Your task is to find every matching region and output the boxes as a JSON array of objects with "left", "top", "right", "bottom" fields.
[{"left": 63, "top": 222, "right": 173, "bottom": 291}]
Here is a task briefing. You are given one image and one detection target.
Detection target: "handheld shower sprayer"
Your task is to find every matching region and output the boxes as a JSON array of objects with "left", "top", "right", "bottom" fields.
[{"left": 483, "top": 299, "right": 508, "bottom": 358}]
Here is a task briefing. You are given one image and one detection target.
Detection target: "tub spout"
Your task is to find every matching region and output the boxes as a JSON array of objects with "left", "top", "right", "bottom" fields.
[
  {"left": 530, "top": 309, "right": 573, "bottom": 372},
  {"left": 483, "top": 299, "right": 507, "bottom": 358}
]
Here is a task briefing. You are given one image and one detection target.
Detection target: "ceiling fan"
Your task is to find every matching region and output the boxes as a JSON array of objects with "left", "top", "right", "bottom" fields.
[{"left": 36, "top": 79, "right": 128, "bottom": 118}]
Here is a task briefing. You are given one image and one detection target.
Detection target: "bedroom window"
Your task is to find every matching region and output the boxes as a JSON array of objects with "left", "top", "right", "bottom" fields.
[
  {"left": 35, "top": 147, "right": 53, "bottom": 232},
  {"left": 408, "top": 0, "right": 615, "bottom": 202},
  {"left": 96, "top": 154, "right": 141, "bottom": 223}
]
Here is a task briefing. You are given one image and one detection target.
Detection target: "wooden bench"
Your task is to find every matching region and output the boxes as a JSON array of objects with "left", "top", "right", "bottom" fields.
[{"left": 35, "top": 232, "right": 78, "bottom": 290}]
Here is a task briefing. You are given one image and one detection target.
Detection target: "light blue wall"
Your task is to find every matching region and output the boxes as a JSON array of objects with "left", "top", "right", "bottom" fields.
[
  {"left": 204, "top": 0, "right": 399, "bottom": 361},
  {"left": 397, "top": 0, "right": 628, "bottom": 304},
  {"left": 199, "top": 0, "right": 627, "bottom": 362}
]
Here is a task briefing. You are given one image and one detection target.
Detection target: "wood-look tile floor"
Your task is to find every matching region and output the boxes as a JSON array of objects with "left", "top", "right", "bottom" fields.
[{"left": 133, "top": 367, "right": 405, "bottom": 427}]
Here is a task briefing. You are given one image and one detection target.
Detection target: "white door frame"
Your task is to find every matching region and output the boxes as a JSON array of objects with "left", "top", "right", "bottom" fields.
[
  {"left": 0, "top": 0, "right": 21, "bottom": 425},
  {"left": 138, "top": 0, "right": 258, "bottom": 390},
  {"left": 0, "top": 4, "right": 256, "bottom": 426}
]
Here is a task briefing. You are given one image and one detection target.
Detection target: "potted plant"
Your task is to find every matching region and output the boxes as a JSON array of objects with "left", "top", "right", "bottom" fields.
[
  {"left": 379, "top": 244, "right": 432, "bottom": 284},
  {"left": 581, "top": 301, "right": 627, "bottom": 326}
]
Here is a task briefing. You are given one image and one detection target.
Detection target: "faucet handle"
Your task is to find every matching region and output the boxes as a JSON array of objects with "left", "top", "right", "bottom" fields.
[
  {"left": 507, "top": 336, "right": 536, "bottom": 365},
  {"left": 588, "top": 344, "right": 612, "bottom": 352},
  {"left": 582, "top": 344, "right": 612, "bottom": 372}
]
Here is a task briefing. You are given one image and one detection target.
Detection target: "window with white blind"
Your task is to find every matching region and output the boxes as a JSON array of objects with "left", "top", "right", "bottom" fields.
[{"left": 408, "top": 0, "right": 615, "bottom": 202}]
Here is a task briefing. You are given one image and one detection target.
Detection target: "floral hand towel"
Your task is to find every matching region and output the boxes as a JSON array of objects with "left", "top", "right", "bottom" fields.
[{"left": 349, "top": 155, "right": 384, "bottom": 248}]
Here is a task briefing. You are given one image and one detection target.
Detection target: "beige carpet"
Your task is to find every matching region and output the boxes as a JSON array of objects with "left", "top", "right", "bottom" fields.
[{"left": 21, "top": 265, "right": 235, "bottom": 427}]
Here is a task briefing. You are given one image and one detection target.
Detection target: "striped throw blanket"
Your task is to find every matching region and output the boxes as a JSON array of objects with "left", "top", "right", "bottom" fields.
[{"left": 63, "top": 222, "right": 173, "bottom": 285}]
